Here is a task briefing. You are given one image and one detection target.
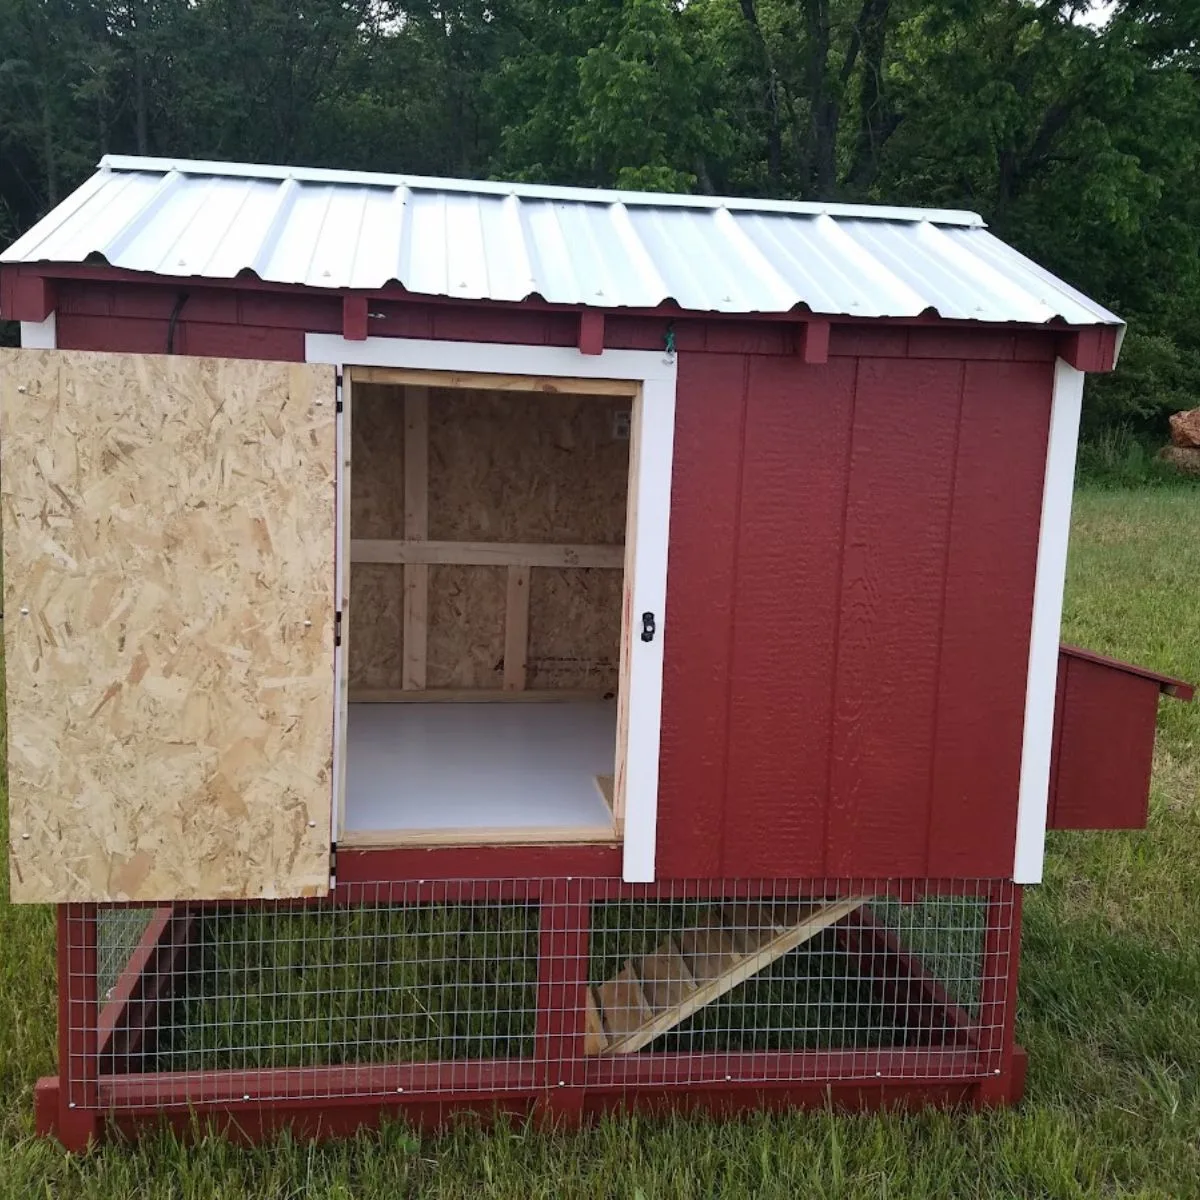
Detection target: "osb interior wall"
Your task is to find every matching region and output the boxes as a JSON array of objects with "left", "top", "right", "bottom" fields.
[
  {"left": 351, "top": 384, "right": 630, "bottom": 692},
  {"left": 1, "top": 349, "right": 337, "bottom": 904}
]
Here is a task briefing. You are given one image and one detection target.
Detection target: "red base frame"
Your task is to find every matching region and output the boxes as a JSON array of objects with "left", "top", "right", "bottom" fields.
[
  {"left": 36, "top": 1062, "right": 1027, "bottom": 1147},
  {"left": 39, "top": 881, "right": 1024, "bottom": 1150}
]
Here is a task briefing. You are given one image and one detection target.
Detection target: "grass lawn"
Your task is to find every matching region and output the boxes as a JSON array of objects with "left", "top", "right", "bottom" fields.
[{"left": 0, "top": 483, "right": 1197, "bottom": 1198}]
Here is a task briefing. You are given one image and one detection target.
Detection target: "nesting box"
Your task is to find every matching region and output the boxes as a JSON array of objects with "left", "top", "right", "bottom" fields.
[{"left": 1, "top": 157, "right": 1190, "bottom": 1147}]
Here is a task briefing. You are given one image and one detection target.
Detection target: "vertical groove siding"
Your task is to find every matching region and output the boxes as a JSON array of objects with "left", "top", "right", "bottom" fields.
[
  {"left": 927, "top": 362, "right": 1052, "bottom": 870},
  {"left": 53, "top": 280, "right": 1056, "bottom": 880},
  {"left": 656, "top": 349, "right": 1052, "bottom": 880},
  {"left": 653, "top": 352, "right": 747, "bottom": 877}
]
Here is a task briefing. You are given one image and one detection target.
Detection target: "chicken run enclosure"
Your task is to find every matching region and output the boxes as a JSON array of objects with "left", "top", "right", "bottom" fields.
[{"left": 1, "top": 156, "right": 1192, "bottom": 1147}]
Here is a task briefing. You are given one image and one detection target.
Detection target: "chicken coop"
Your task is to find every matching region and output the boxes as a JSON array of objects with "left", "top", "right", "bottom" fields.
[{"left": 1, "top": 156, "right": 1192, "bottom": 1149}]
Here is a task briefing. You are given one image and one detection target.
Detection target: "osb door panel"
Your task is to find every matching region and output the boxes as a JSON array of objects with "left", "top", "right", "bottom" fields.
[{"left": 1, "top": 349, "right": 337, "bottom": 903}]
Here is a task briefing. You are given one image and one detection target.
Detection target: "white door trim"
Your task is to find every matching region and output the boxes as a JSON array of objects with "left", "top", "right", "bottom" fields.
[
  {"left": 1014, "top": 358, "right": 1084, "bottom": 883},
  {"left": 305, "top": 333, "right": 678, "bottom": 882}
]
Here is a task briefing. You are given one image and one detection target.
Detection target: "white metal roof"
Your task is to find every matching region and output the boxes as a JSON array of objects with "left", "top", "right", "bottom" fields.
[{"left": 2, "top": 155, "right": 1122, "bottom": 328}]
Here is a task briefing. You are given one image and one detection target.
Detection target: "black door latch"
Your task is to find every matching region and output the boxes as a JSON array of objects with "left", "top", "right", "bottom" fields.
[{"left": 641, "top": 612, "right": 656, "bottom": 643}]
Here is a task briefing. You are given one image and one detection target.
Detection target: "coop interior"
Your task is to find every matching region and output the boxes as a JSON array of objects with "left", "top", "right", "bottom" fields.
[{"left": 342, "top": 371, "right": 634, "bottom": 847}]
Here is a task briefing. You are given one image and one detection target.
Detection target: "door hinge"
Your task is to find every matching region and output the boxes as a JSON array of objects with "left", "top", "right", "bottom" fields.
[
  {"left": 335, "top": 374, "right": 344, "bottom": 412},
  {"left": 335, "top": 610, "right": 343, "bottom": 647},
  {"left": 329, "top": 841, "right": 338, "bottom": 889}
]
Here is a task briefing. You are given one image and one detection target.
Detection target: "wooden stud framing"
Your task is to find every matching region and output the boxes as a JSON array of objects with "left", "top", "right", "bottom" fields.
[
  {"left": 504, "top": 566, "right": 531, "bottom": 690},
  {"left": 402, "top": 386, "right": 429, "bottom": 690},
  {"left": 353, "top": 539, "right": 624, "bottom": 569},
  {"left": 349, "top": 687, "right": 610, "bottom": 703},
  {"left": 351, "top": 366, "right": 638, "bottom": 397}
]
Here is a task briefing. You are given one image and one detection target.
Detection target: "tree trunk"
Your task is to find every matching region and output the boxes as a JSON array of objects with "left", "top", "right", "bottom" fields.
[
  {"left": 42, "top": 87, "right": 58, "bottom": 206},
  {"left": 133, "top": 1, "right": 149, "bottom": 155},
  {"left": 738, "top": 0, "right": 783, "bottom": 185},
  {"left": 845, "top": 0, "right": 893, "bottom": 193},
  {"left": 802, "top": 0, "right": 836, "bottom": 198}
]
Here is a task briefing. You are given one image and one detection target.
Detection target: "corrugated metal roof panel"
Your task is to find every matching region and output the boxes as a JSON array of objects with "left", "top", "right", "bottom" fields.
[{"left": 2, "top": 155, "right": 1122, "bottom": 330}]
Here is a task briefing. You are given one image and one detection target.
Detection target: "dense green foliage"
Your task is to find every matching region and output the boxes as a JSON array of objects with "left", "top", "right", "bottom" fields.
[{"left": 2, "top": 1, "right": 1200, "bottom": 433}]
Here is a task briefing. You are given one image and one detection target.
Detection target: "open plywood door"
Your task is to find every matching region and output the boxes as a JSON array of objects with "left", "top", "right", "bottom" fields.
[{"left": 1, "top": 349, "right": 337, "bottom": 903}]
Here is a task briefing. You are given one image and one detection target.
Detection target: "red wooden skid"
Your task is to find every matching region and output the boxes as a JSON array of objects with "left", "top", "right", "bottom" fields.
[
  {"left": 101, "top": 1059, "right": 538, "bottom": 1108},
  {"left": 93, "top": 1046, "right": 986, "bottom": 1109},
  {"left": 36, "top": 1052, "right": 1026, "bottom": 1150}
]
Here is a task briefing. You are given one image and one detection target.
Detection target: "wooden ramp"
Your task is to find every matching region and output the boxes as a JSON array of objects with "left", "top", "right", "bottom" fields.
[{"left": 586, "top": 896, "right": 867, "bottom": 1056}]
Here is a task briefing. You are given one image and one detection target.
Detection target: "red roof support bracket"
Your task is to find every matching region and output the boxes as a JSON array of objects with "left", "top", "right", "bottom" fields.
[
  {"left": 1058, "top": 327, "right": 1119, "bottom": 373},
  {"left": 797, "top": 319, "right": 830, "bottom": 364},
  {"left": 0, "top": 268, "right": 57, "bottom": 322},
  {"left": 342, "top": 294, "right": 369, "bottom": 341},
  {"left": 578, "top": 309, "right": 605, "bottom": 356}
]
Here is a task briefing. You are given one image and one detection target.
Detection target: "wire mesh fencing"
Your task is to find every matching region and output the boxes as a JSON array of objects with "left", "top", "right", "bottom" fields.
[{"left": 64, "top": 878, "right": 1015, "bottom": 1108}]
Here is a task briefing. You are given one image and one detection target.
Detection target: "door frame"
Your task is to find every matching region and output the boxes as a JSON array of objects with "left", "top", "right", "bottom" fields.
[{"left": 306, "top": 333, "right": 678, "bottom": 883}]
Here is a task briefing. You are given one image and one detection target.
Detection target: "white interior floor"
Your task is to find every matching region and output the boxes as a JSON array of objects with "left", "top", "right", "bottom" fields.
[{"left": 343, "top": 701, "right": 618, "bottom": 840}]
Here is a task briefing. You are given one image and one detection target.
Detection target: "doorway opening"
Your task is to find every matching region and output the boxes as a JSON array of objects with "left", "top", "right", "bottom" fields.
[{"left": 339, "top": 368, "right": 638, "bottom": 848}]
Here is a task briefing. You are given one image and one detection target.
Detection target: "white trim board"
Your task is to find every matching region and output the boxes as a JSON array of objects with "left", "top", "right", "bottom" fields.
[
  {"left": 330, "top": 370, "right": 348, "bottom": 853},
  {"left": 20, "top": 314, "right": 56, "bottom": 348},
  {"left": 1014, "top": 358, "right": 1084, "bottom": 884},
  {"left": 306, "top": 333, "right": 678, "bottom": 883}
]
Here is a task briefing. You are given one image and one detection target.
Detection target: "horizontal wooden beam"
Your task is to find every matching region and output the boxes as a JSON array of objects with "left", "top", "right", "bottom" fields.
[
  {"left": 352, "top": 539, "right": 624, "bottom": 569},
  {"left": 349, "top": 688, "right": 612, "bottom": 704},
  {"left": 349, "top": 366, "right": 639, "bottom": 397}
]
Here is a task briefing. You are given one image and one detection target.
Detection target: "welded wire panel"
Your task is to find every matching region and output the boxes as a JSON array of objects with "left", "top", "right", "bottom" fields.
[
  {"left": 66, "top": 879, "right": 1016, "bottom": 1109},
  {"left": 97, "top": 908, "right": 157, "bottom": 999}
]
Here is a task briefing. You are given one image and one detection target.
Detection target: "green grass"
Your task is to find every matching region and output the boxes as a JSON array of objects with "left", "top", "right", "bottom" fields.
[{"left": 1, "top": 484, "right": 1198, "bottom": 1197}]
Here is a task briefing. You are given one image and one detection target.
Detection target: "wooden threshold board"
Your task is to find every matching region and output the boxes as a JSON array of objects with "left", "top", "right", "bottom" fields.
[{"left": 339, "top": 825, "right": 619, "bottom": 849}]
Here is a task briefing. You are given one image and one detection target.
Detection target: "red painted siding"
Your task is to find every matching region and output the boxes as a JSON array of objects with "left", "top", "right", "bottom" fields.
[
  {"left": 926, "top": 362, "right": 1051, "bottom": 872},
  {"left": 659, "top": 353, "right": 1050, "bottom": 879},
  {"left": 826, "top": 359, "right": 962, "bottom": 876},
  {"left": 655, "top": 352, "right": 748, "bottom": 877},
  {"left": 722, "top": 356, "right": 856, "bottom": 877},
  {"left": 42, "top": 274, "right": 1059, "bottom": 880}
]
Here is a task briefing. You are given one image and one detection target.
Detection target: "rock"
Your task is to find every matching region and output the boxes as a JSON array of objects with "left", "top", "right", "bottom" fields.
[
  {"left": 1168, "top": 408, "right": 1200, "bottom": 448},
  {"left": 1158, "top": 445, "right": 1200, "bottom": 476}
]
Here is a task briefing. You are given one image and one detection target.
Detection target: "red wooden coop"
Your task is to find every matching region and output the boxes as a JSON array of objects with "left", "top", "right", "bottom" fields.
[{"left": 1, "top": 157, "right": 1191, "bottom": 1148}]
